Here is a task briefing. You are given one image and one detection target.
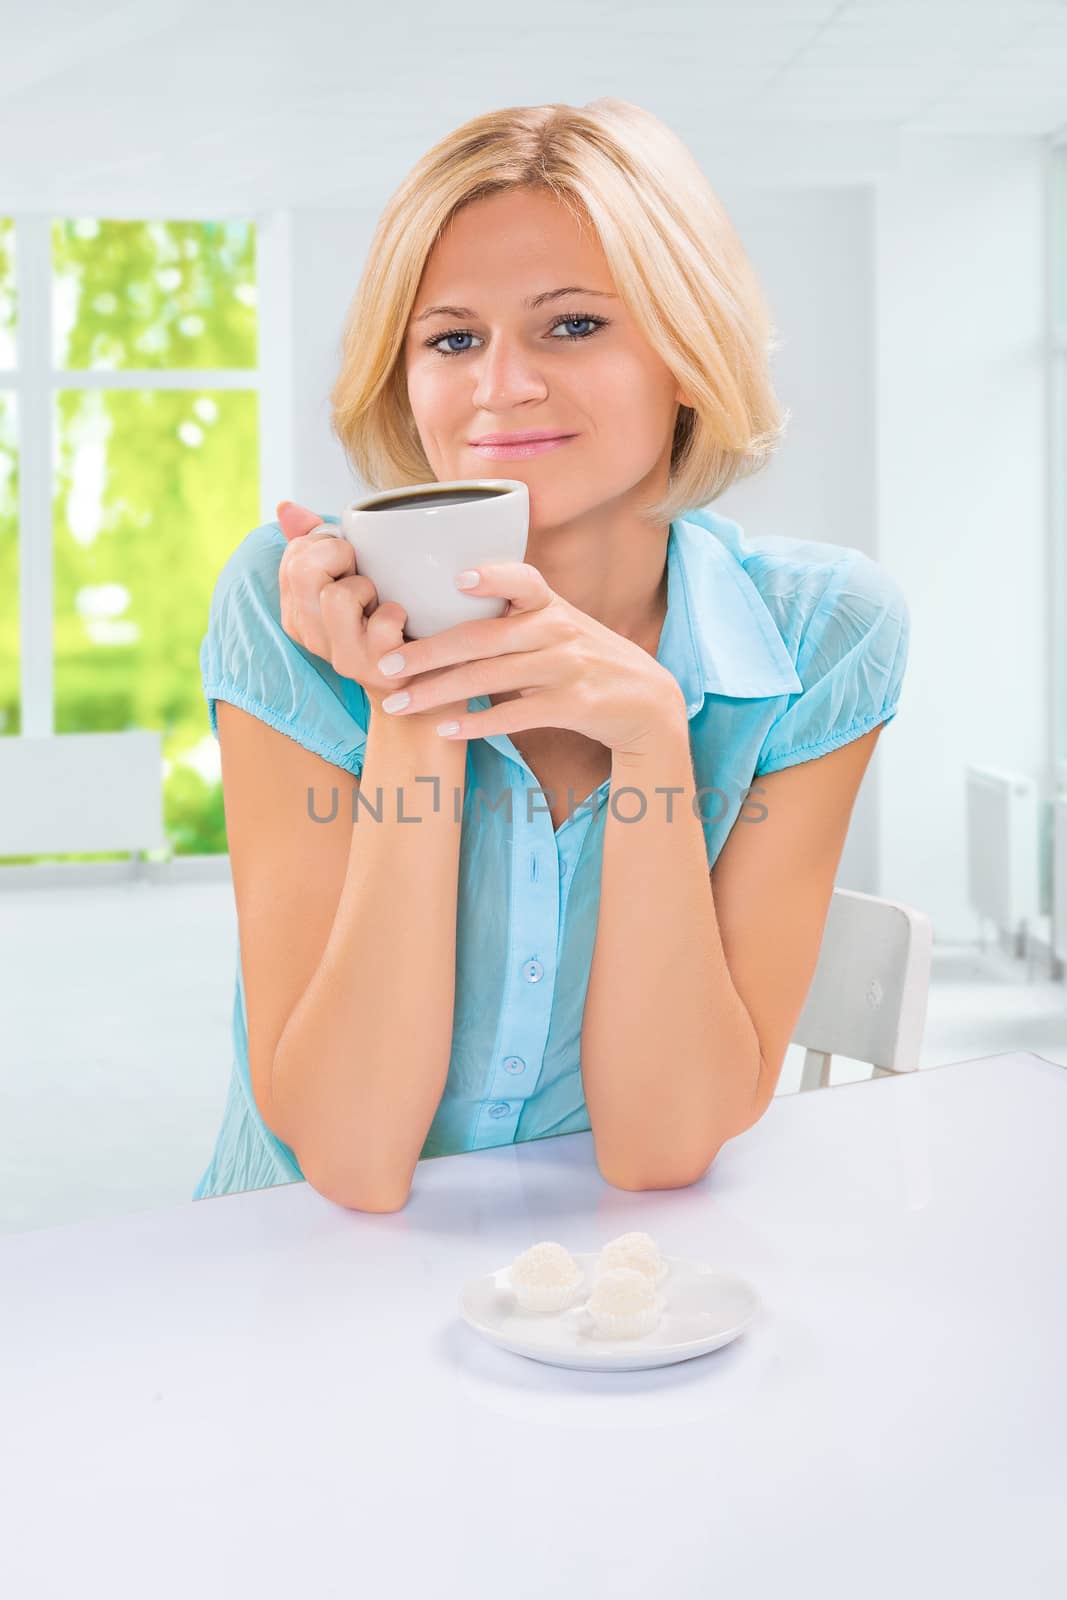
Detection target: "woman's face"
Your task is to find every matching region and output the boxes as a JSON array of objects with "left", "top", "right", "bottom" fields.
[{"left": 403, "top": 187, "right": 688, "bottom": 531}]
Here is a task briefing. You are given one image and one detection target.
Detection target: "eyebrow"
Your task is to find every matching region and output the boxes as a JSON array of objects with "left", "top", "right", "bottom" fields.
[{"left": 412, "top": 286, "right": 618, "bottom": 324}]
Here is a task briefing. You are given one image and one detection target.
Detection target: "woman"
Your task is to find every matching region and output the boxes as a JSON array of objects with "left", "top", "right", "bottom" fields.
[{"left": 193, "top": 98, "right": 909, "bottom": 1211}]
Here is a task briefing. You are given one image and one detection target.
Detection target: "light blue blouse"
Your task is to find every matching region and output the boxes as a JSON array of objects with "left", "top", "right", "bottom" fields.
[{"left": 192, "top": 505, "right": 909, "bottom": 1200}]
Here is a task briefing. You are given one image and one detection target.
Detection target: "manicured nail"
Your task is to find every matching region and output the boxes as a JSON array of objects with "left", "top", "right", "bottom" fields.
[
  {"left": 378, "top": 653, "right": 406, "bottom": 676},
  {"left": 277, "top": 501, "right": 292, "bottom": 511},
  {"left": 381, "top": 691, "right": 411, "bottom": 714},
  {"left": 454, "top": 570, "right": 480, "bottom": 590},
  {"left": 437, "top": 721, "right": 461, "bottom": 737}
]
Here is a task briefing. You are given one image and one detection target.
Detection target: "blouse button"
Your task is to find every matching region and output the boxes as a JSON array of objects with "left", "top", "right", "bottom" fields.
[
  {"left": 487, "top": 1102, "right": 511, "bottom": 1118},
  {"left": 522, "top": 959, "right": 544, "bottom": 983},
  {"left": 503, "top": 1056, "right": 525, "bottom": 1074},
  {"left": 559, "top": 858, "right": 568, "bottom": 878}
]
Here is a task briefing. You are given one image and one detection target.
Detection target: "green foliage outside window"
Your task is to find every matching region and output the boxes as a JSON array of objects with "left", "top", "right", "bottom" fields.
[{"left": 0, "top": 218, "right": 261, "bottom": 864}]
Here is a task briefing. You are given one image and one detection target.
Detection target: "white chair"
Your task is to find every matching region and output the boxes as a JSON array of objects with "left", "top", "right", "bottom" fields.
[{"left": 794, "top": 888, "right": 933, "bottom": 1091}]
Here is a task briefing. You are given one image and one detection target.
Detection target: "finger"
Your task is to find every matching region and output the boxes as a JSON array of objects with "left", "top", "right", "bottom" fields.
[
  {"left": 276, "top": 501, "right": 333, "bottom": 542},
  {"left": 434, "top": 689, "right": 564, "bottom": 743},
  {"left": 452, "top": 562, "right": 553, "bottom": 614},
  {"left": 374, "top": 607, "right": 542, "bottom": 682},
  {"left": 379, "top": 651, "right": 549, "bottom": 719},
  {"left": 281, "top": 539, "right": 358, "bottom": 658},
  {"left": 364, "top": 600, "right": 409, "bottom": 665},
  {"left": 317, "top": 575, "right": 384, "bottom": 674},
  {"left": 282, "top": 533, "right": 357, "bottom": 621},
  {"left": 318, "top": 572, "right": 379, "bottom": 621},
  {"left": 321, "top": 598, "right": 413, "bottom": 694},
  {"left": 362, "top": 605, "right": 461, "bottom": 699}
]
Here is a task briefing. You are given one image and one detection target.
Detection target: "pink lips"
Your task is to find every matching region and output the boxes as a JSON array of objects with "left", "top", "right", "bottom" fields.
[{"left": 469, "top": 434, "right": 576, "bottom": 460}]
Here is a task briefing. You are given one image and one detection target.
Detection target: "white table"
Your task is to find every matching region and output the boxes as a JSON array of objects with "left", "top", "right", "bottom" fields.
[{"left": 1, "top": 1050, "right": 1064, "bottom": 1599}]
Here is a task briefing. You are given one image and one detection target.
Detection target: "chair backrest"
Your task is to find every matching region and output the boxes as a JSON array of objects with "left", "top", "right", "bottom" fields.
[{"left": 793, "top": 888, "right": 933, "bottom": 1091}]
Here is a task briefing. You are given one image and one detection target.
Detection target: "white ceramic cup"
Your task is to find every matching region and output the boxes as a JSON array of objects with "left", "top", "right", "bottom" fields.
[{"left": 339, "top": 478, "right": 530, "bottom": 641}]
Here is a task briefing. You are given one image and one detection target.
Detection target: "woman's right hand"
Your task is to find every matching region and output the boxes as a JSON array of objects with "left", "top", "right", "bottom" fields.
[{"left": 275, "top": 500, "right": 470, "bottom": 725}]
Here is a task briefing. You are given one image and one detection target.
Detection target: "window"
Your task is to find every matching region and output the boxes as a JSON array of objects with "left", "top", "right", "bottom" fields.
[{"left": 0, "top": 217, "right": 261, "bottom": 862}]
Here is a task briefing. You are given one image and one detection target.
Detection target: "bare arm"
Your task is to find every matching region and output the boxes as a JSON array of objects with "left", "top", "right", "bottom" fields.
[
  {"left": 274, "top": 703, "right": 467, "bottom": 1209},
  {"left": 214, "top": 504, "right": 477, "bottom": 1212},
  {"left": 579, "top": 697, "right": 762, "bottom": 1190},
  {"left": 217, "top": 690, "right": 468, "bottom": 1215},
  {"left": 581, "top": 712, "right": 885, "bottom": 1190}
]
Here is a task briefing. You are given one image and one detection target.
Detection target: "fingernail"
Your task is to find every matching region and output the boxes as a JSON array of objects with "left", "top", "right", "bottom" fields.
[
  {"left": 381, "top": 691, "right": 411, "bottom": 714},
  {"left": 455, "top": 570, "right": 480, "bottom": 590},
  {"left": 277, "top": 500, "right": 292, "bottom": 512},
  {"left": 437, "top": 721, "right": 461, "bottom": 737},
  {"left": 378, "top": 653, "right": 406, "bottom": 676}
]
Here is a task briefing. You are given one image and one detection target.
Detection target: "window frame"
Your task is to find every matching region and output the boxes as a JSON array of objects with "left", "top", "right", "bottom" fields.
[{"left": 0, "top": 211, "right": 282, "bottom": 753}]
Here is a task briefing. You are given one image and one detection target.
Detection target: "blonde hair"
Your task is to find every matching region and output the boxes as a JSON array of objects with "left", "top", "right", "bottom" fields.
[{"left": 330, "top": 97, "right": 789, "bottom": 527}]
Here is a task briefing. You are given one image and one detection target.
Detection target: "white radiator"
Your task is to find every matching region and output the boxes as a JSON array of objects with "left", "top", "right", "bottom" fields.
[
  {"left": 0, "top": 731, "right": 164, "bottom": 857},
  {"left": 965, "top": 766, "right": 1040, "bottom": 945}
]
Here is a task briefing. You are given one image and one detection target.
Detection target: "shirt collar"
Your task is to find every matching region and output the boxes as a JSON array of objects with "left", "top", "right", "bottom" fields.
[{"left": 658, "top": 508, "right": 803, "bottom": 715}]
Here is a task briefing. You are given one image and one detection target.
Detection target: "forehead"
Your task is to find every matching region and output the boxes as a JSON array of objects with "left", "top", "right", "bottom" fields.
[{"left": 414, "top": 188, "right": 609, "bottom": 300}]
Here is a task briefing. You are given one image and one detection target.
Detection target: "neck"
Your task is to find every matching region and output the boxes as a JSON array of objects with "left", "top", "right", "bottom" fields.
[{"left": 524, "top": 499, "right": 671, "bottom": 656}]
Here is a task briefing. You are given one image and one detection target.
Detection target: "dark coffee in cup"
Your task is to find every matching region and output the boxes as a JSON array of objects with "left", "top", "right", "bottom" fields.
[{"left": 364, "top": 486, "right": 510, "bottom": 512}]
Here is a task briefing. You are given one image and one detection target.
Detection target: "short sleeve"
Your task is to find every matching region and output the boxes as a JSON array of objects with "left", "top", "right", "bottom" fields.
[
  {"left": 753, "top": 550, "right": 909, "bottom": 777},
  {"left": 200, "top": 516, "right": 370, "bottom": 777}
]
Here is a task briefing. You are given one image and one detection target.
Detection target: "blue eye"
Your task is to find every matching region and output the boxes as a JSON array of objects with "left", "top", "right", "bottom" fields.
[{"left": 425, "top": 313, "right": 608, "bottom": 358}]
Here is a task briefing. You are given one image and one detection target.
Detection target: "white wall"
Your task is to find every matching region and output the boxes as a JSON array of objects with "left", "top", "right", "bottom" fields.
[
  {"left": 257, "top": 206, "right": 380, "bottom": 522},
  {"left": 875, "top": 135, "right": 1048, "bottom": 942},
  {"left": 716, "top": 184, "right": 881, "bottom": 895}
]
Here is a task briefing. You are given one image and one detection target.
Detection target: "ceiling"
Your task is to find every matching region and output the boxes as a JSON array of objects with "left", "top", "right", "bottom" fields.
[{"left": 1, "top": 0, "right": 1066, "bottom": 214}]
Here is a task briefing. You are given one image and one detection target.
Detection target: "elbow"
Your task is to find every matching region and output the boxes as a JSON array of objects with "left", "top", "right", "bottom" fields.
[
  {"left": 313, "top": 1171, "right": 413, "bottom": 1214},
  {"left": 596, "top": 1143, "right": 726, "bottom": 1193},
  {"left": 336, "top": 1182, "right": 412, "bottom": 1215},
  {"left": 598, "top": 1132, "right": 739, "bottom": 1196},
  {"left": 299, "top": 1150, "right": 413, "bottom": 1214},
  {"left": 268, "top": 1069, "right": 415, "bottom": 1214}
]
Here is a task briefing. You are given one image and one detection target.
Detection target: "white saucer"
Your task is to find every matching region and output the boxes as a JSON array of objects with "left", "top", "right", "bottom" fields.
[{"left": 458, "top": 1252, "right": 760, "bottom": 1372}]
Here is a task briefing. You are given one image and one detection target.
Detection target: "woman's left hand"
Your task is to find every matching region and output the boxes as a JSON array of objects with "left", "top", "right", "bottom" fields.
[{"left": 374, "top": 560, "right": 687, "bottom": 755}]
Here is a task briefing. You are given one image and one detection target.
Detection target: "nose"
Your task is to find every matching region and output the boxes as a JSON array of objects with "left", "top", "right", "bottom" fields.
[{"left": 471, "top": 332, "right": 549, "bottom": 412}]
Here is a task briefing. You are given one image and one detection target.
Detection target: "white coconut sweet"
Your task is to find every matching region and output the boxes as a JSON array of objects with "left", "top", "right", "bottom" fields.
[
  {"left": 594, "top": 1230, "right": 667, "bottom": 1287},
  {"left": 508, "top": 1240, "right": 584, "bottom": 1314},
  {"left": 586, "top": 1266, "right": 663, "bottom": 1340}
]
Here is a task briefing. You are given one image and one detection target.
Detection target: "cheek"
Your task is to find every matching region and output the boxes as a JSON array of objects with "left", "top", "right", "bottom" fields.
[
  {"left": 405, "top": 359, "right": 457, "bottom": 416},
  {"left": 584, "top": 350, "right": 676, "bottom": 434}
]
